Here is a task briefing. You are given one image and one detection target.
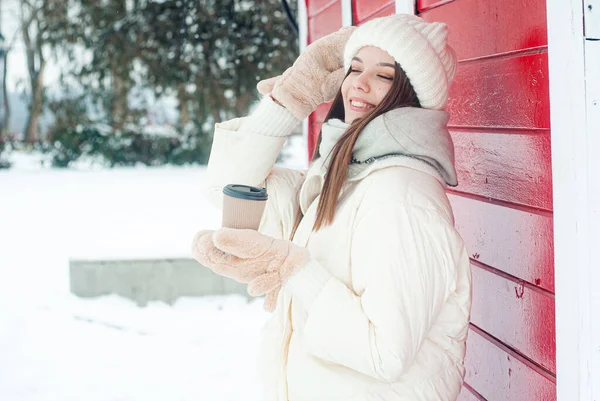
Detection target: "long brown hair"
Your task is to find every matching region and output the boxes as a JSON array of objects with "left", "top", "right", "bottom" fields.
[{"left": 289, "top": 62, "right": 421, "bottom": 240}]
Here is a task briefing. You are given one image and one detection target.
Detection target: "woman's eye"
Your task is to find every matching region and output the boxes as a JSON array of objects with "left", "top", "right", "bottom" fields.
[
  {"left": 350, "top": 68, "right": 361, "bottom": 73},
  {"left": 378, "top": 75, "right": 393, "bottom": 81}
]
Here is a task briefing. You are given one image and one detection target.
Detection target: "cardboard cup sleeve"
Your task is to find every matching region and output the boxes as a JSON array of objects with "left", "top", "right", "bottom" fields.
[{"left": 222, "top": 184, "right": 268, "bottom": 230}]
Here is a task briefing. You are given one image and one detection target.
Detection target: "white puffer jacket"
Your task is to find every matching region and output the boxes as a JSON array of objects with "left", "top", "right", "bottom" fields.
[{"left": 204, "top": 97, "right": 472, "bottom": 401}]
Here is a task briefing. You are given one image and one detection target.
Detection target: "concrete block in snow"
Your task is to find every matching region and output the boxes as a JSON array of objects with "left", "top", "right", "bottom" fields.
[{"left": 69, "top": 258, "right": 249, "bottom": 306}]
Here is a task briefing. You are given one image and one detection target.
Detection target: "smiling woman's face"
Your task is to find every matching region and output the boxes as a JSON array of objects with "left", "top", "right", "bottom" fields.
[{"left": 341, "top": 46, "right": 396, "bottom": 124}]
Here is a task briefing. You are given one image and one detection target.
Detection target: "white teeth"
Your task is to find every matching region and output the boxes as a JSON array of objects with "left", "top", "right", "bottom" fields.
[{"left": 351, "top": 100, "right": 374, "bottom": 109}]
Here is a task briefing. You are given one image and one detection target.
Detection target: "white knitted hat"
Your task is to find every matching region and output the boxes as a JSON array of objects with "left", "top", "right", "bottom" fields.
[{"left": 343, "top": 14, "right": 457, "bottom": 110}]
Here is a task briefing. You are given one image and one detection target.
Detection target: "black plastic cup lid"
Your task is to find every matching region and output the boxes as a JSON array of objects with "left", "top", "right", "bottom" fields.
[{"left": 223, "top": 184, "right": 268, "bottom": 201}]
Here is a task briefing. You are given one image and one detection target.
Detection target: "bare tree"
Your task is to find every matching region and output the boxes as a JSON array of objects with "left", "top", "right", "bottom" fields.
[
  {"left": 20, "top": 0, "right": 48, "bottom": 143},
  {"left": 0, "top": 0, "right": 21, "bottom": 139},
  {"left": 1, "top": 27, "right": 22, "bottom": 139}
]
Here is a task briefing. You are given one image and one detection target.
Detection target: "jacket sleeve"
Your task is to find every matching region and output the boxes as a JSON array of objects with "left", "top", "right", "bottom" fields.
[
  {"left": 286, "top": 201, "right": 466, "bottom": 382},
  {"left": 204, "top": 96, "right": 306, "bottom": 239}
]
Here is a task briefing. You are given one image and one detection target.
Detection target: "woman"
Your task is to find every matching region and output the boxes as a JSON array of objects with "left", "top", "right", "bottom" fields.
[{"left": 192, "top": 14, "right": 472, "bottom": 401}]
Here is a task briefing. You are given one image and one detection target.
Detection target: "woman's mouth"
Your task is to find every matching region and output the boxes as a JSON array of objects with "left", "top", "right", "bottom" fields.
[{"left": 349, "top": 99, "right": 375, "bottom": 112}]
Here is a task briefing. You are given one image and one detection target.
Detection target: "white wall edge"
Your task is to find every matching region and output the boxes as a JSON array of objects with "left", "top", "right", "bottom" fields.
[
  {"left": 297, "top": 0, "right": 310, "bottom": 162},
  {"left": 546, "top": 0, "right": 599, "bottom": 400},
  {"left": 583, "top": 4, "right": 600, "bottom": 400},
  {"left": 297, "top": 0, "right": 308, "bottom": 53},
  {"left": 395, "top": 0, "right": 416, "bottom": 15},
  {"left": 341, "top": 0, "right": 353, "bottom": 26}
]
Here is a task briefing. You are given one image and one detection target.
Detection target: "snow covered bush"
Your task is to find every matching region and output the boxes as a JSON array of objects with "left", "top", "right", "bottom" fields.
[{"left": 49, "top": 123, "right": 213, "bottom": 168}]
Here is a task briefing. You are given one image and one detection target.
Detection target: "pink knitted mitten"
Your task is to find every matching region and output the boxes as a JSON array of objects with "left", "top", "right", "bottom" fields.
[
  {"left": 191, "top": 228, "right": 310, "bottom": 312},
  {"left": 256, "top": 26, "right": 356, "bottom": 120}
]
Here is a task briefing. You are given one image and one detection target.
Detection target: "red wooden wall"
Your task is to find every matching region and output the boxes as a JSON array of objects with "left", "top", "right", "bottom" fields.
[
  {"left": 306, "top": 0, "right": 342, "bottom": 155},
  {"left": 305, "top": 1, "right": 556, "bottom": 400}
]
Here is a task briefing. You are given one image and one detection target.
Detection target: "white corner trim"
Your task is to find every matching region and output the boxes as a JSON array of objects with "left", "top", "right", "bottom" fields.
[
  {"left": 395, "top": 0, "right": 416, "bottom": 15},
  {"left": 341, "top": 0, "right": 353, "bottom": 26},
  {"left": 584, "top": 0, "right": 600, "bottom": 39},
  {"left": 547, "top": 0, "right": 600, "bottom": 400},
  {"left": 297, "top": 0, "right": 310, "bottom": 160},
  {"left": 297, "top": 0, "right": 308, "bottom": 52},
  {"left": 584, "top": 23, "right": 600, "bottom": 401}
]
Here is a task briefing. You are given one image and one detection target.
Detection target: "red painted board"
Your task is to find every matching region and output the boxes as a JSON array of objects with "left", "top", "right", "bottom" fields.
[
  {"left": 353, "top": 0, "right": 394, "bottom": 23},
  {"left": 308, "top": 2, "right": 343, "bottom": 42},
  {"left": 357, "top": 3, "right": 395, "bottom": 24},
  {"left": 470, "top": 264, "right": 556, "bottom": 374},
  {"left": 448, "top": 52, "right": 550, "bottom": 130},
  {"left": 456, "top": 386, "right": 484, "bottom": 401},
  {"left": 308, "top": 102, "right": 333, "bottom": 158},
  {"left": 448, "top": 193, "right": 554, "bottom": 292},
  {"left": 417, "top": 0, "right": 454, "bottom": 12},
  {"left": 312, "top": 101, "right": 332, "bottom": 123},
  {"left": 309, "top": 118, "right": 553, "bottom": 212},
  {"left": 420, "top": 0, "right": 547, "bottom": 61},
  {"left": 465, "top": 329, "right": 556, "bottom": 401},
  {"left": 308, "top": 0, "right": 339, "bottom": 18},
  {"left": 308, "top": 119, "right": 321, "bottom": 160},
  {"left": 451, "top": 130, "right": 553, "bottom": 210}
]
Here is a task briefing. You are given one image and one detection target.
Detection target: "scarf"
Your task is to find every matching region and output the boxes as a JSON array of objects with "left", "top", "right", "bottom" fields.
[{"left": 316, "top": 107, "right": 458, "bottom": 186}]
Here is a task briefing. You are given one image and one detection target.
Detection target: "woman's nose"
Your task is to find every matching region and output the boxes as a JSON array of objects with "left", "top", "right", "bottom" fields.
[{"left": 353, "top": 73, "right": 369, "bottom": 92}]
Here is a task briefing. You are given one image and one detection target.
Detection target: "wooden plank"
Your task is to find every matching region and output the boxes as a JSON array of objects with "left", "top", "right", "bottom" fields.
[
  {"left": 448, "top": 52, "right": 550, "bottom": 130},
  {"left": 308, "top": 2, "right": 343, "bottom": 42},
  {"left": 308, "top": 0, "right": 339, "bottom": 18},
  {"left": 448, "top": 193, "right": 554, "bottom": 292},
  {"left": 451, "top": 130, "right": 553, "bottom": 210},
  {"left": 417, "top": 0, "right": 454, "bottom": 12},
  {"left": 353, "top": 0, "right": 394, "bottom": 23},
  {"left": 465, "top": 329, "right": 556, "bottom": 401},
  {"left": 310, "top": 125, "right": 553, "bottom": 211},
  {"left": 357, "top": 3, "right": 395, "bottom": 24},
  {"left": 457, "top": 386, "right": 485, "bottom": 401},
  {"left": 420, "top": 0, "right": 547, "bottom": 61},
  {"left": 312, "top": 101, "right": 332, "bottom": 123},
  {"left": 470, "top": 264, "right": 556, "bottom": 374},
  {"left": 308, "top": 119, "right": 321, "bottom": 158},
  {"left": 308, "top": 102, "right": 334, "bottom": 157}
]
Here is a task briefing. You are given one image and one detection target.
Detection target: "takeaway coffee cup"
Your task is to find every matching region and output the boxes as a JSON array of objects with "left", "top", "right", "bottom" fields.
[{"left": 222, "top": 184, "right": 268, "bottom": 230}]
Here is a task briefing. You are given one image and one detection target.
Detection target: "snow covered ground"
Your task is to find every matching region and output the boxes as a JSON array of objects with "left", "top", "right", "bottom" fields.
[{"left": 0, "top": 136, "right": 308, "bottom": 400}]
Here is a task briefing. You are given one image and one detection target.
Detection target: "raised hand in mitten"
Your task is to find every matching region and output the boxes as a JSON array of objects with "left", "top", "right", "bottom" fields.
[
  {"left": 256, "top": 26, "right": 356, "bottom": 120},
  {"left": 191, "top": 228, "right": 309, "bottom": 312}
]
